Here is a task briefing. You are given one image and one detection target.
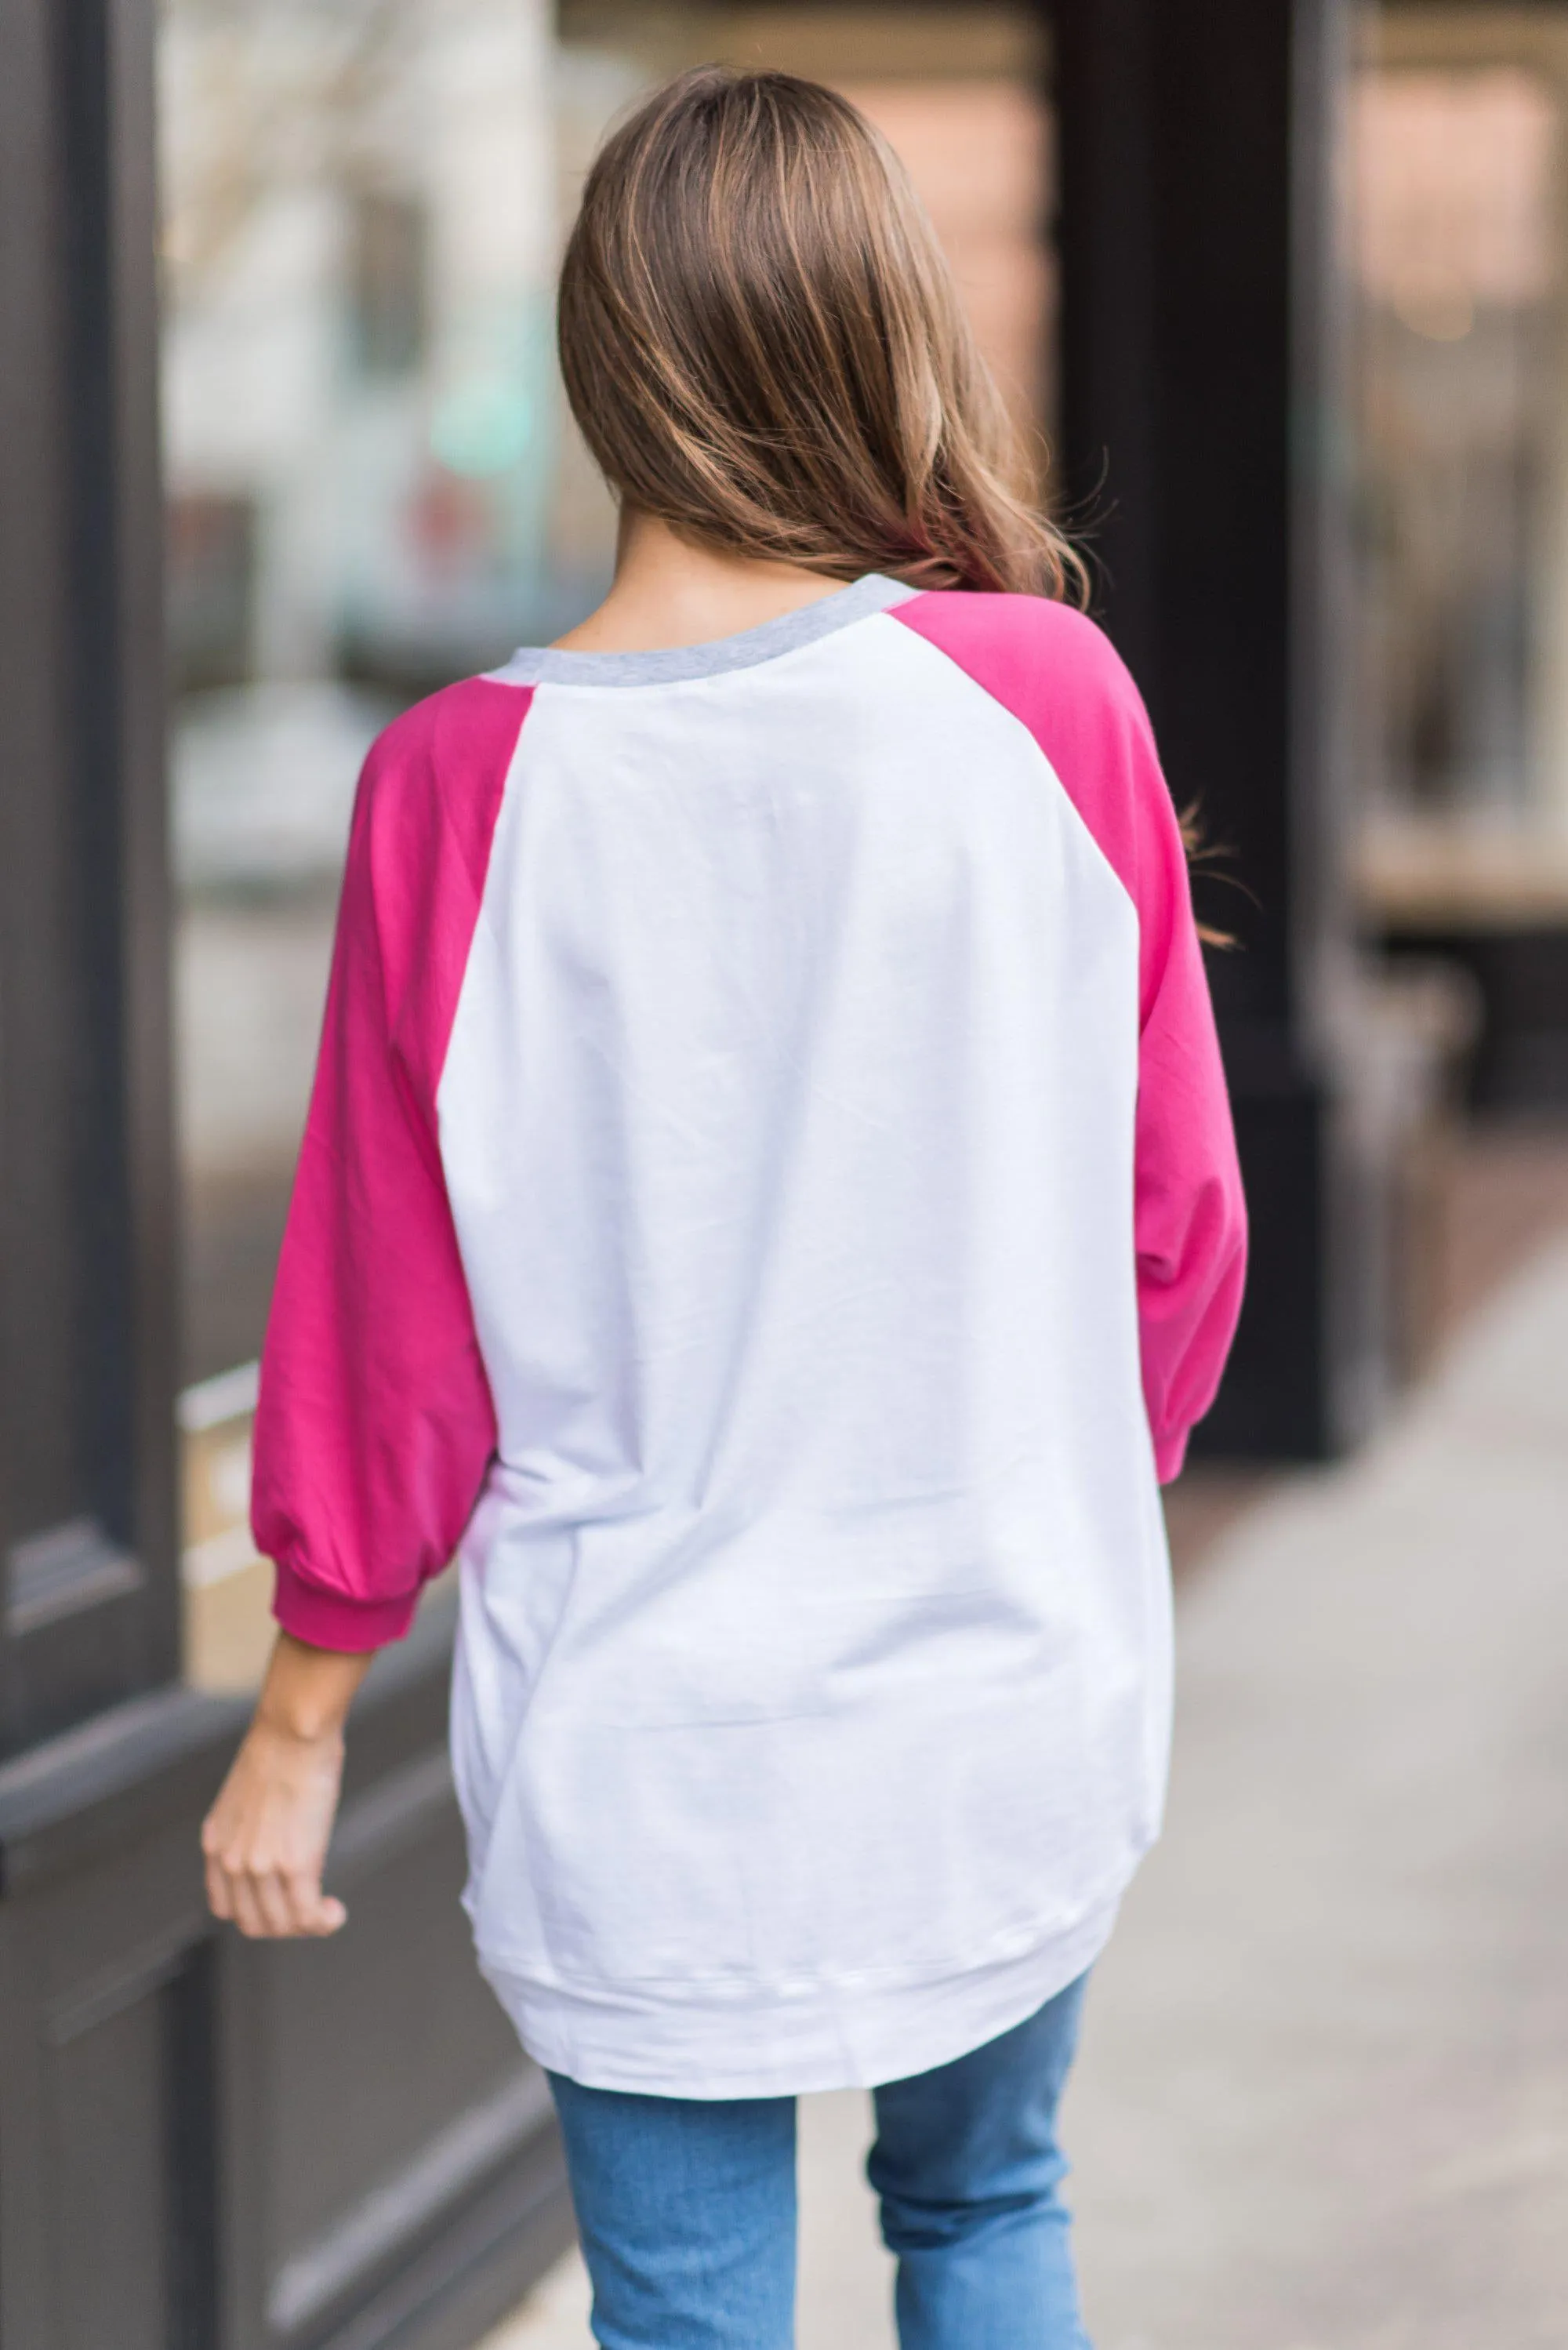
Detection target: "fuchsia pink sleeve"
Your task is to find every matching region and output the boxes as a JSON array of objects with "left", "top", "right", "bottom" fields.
[
  {"left": 892, "top": 594, "right": 1247, "bottom": 1481},
  {"left": 253, "top": 680, "right": 527, "bottom": 1648}
]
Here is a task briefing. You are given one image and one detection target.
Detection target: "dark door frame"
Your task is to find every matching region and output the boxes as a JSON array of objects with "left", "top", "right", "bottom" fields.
[
  {"left": 0, "top": 7, "right": 569, "bottom": 2342},
  {"left": 1051, "top": 0, "right": 1400, "bottom": 1457},
  {"left": 0, "top": 0, "right": 179, "bottom": 1754}
]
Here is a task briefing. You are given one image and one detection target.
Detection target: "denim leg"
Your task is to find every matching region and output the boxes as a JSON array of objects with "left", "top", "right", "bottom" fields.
[
  {"left": 868, "top": 1973, "right": 1094, "bottom": 2350},
  {"left": 547, "top": 2074, "right": 797, "bottom": 2350}
]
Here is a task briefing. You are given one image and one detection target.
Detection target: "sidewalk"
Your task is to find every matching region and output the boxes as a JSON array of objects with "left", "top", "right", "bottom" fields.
[{"left": 485, "top": 1238, "right": 1568, "bottom": 2349}]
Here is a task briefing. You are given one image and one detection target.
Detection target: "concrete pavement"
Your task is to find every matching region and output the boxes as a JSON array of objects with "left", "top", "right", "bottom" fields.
[{"left": 484, "top": 1238, "right": 1568, "bottom": 2348}]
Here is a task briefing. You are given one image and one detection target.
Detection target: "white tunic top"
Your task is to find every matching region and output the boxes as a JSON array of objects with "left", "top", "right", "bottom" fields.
[{"left": 255, "top": 576, "right": 1247, "bottom": 2095}]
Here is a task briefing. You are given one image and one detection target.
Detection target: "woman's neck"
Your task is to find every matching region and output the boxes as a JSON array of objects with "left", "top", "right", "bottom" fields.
[{"left": 551, "top": 510, "right": 850, "bottom": 654}]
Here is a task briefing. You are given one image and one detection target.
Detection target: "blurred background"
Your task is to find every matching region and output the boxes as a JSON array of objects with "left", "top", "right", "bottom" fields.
[
  {"left": 0, "top": 3, "right": 1564, "bottom": 2346},
  {"left": 163, "top": 0, "right": 1568, "bottom": 1665}
]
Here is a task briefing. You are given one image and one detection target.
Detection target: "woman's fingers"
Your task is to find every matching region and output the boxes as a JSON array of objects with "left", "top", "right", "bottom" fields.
[
  {"left": 227, "top": 1869, "right": 270, "bottom": 1940},
  {"left": 203, "top": 1855, "right": 347, "bottom": 1938},
  {"left": 201, "top": 1813, "right": 344, "bottom": 1938},
  {"left": 250, "top": 1868, "right": 297, "bottom": 1938},
  {"left": 204, "top": 1850, "right": 233, "bottom": 1921},
  {"left": 201, "top": 1838, "right": 350, "bottom": 1937},
  {"left": 283, "top": 1870, "right": 348, "bottom": 1936}
]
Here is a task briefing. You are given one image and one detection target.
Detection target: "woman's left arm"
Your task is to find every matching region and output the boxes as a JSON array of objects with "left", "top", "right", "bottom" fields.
[{"left": 204, "top": 690, "right": 521, "bottom": 1938}]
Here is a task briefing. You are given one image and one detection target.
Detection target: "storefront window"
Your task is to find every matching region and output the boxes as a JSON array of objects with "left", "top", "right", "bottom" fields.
[
  {"left": 1351, "top": 6, "right": 1568, "bottom": 922},
  {"left": 162, "top": 0, "right": 1054, "bottom": 1684}
]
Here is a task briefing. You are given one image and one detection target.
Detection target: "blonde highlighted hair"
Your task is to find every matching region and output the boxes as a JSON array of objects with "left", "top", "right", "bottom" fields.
[{"left": 557, "top": 64, "right": 1086, "bottom": 602}]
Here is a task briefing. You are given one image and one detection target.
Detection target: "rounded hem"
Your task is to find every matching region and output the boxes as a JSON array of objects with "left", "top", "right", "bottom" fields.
[{"left": 477, "top": 1887, "right": 1123, "bottom": 2100}]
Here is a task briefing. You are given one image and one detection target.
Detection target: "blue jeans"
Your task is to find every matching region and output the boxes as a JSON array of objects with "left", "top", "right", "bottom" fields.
[{"left": 547, "top": 1972, "right": 1093, "bottom": 2349}]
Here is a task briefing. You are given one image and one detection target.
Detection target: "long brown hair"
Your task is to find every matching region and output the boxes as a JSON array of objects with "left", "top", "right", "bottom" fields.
[{"left": 557, "top": 64, "right": 1086, "bottom": 603}]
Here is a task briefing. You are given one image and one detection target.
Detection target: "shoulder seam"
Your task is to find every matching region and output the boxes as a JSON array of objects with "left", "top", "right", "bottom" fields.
[
  {"left": 890, "top": 605, "right": 1140, "bottom": 924},
  {"left": 426, "top": 677, "right": 530, "bottom": 903}
]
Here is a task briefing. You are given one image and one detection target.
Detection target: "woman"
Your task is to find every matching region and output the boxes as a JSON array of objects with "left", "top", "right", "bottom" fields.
[{"left": 203, "top": 65, "right": 1246, "bottom": 2349}]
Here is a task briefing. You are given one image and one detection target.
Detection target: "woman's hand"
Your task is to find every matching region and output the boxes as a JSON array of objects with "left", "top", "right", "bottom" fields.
[{"left": 201, "top": 1630, "right": 374, "bottom": 1938}]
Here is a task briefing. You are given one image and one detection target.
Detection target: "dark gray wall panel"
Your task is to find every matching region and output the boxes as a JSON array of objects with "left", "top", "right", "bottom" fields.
[
  {"left": 0, "top": 0, "right": 571, "bottom": 2337},
  {"left": 46, "top": 1990, "right": 172, "bottom": 2350},
  {"left": 0, "top": 1623, "right": 570, "bottom": 2350}
]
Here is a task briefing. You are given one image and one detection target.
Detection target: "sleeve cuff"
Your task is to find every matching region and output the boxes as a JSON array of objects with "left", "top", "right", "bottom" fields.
[
  {"left": 271, "top": 1557, "right": 419, "bottom": 1651},
  {"left": 1153, "top": 1426, "right": 1190, "bottom": 1485}
]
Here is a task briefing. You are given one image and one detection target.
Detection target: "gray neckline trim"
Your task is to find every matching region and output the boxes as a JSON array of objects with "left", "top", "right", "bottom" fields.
[{"left": 485, "top": 572, "right": 919, "bottom": 688}]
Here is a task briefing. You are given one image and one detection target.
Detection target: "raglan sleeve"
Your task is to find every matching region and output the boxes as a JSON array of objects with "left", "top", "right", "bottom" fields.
[
  {"left": 1118, "top": 675, "right": 1248, "bottom": 1481},
  {"left": 888, "top": 589, "right": 1247, "bottom": 1480},
  {"left": 252, "top": 710, "right": 500, "bottom": 1650}
]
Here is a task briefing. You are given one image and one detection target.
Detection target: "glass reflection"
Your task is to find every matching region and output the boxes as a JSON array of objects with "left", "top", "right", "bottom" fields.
[
  {"left": 161, "top": 1, "right": 1054, "bottom": 1681},
  {"left": 1352, "top": 9, "right": 1568, "bottom": 921}
]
